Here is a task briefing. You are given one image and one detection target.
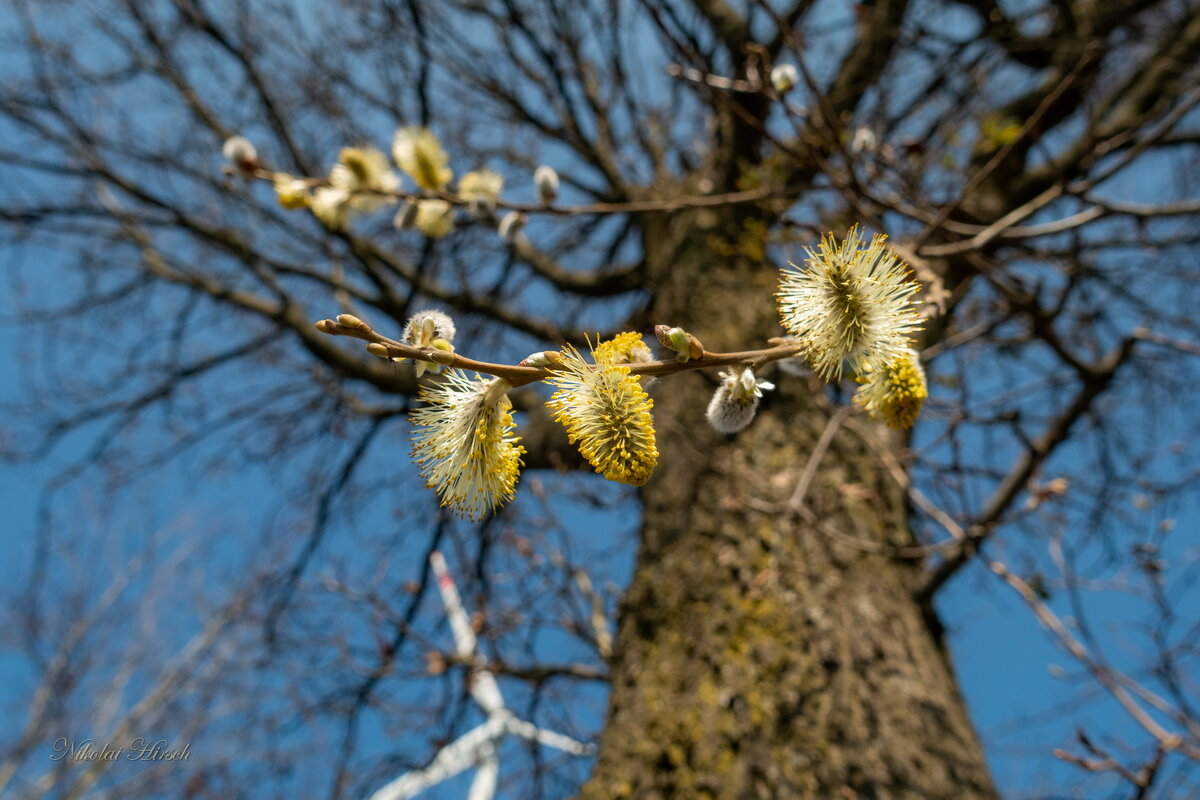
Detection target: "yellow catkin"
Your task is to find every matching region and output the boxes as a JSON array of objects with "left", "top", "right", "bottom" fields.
[
  {"left": 854, "top": 350, "right": 928, "bottom": 430},
  {"left": 393, "top": 126, "right": 453, "bottom": 191},
  {"left": 777, "top": 225, "right": 923, "bottom": 381},
  {"left": 591, "top": 332, "right": 651, "bottom": 366},
  {"left": 410, "top": 372, "right": 524, "bottom": 520},
  {"left": 458, "top": 169, "right": 503, "bottom": 208},
  {"left": 546, "top": 343, "right": 658, "bottom": 486}
]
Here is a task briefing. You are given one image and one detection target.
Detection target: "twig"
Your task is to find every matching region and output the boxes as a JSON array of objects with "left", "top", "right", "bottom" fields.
[
  {"left": 991, "top": 559, "right": 1199, "bottom": 760},
  {"left": 787, "top": 405, "right": 850, "bottom": 513},
  {"left": 314, "top": 316, "right": 803, "bottom": 389},
  {"left": 256, "top": 168, "right": 782, "bottom": 216},
  {"left": 911, "top": 43, "right": 1102, "bottom": 251},
  {"left": 664, "top": 63, "right": 760, "bottom": 93}
]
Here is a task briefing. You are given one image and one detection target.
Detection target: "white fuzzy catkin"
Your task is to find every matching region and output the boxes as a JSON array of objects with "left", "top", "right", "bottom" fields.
[
  {"left": 770, "top": 64, "right": 798, "bottom": 94},
  {"left": 705, "top": 369, "right": 775, "bottom": 434},
  {"left": 851, "top": 126, "right": 877, "bottom": 154},
  {"left": 409, "top": 372, "right": 524, "bottom": 521},
  {"left": 222, "top": 135, "right": 258, "bottom": 173},
  {"left": 706, "top": 388, "right": 758, "bottom": 434},
  {"left": 534, "top": 165, "right": 559, "bottom": 204},
  {"left": 402, "top": 309, "right": 457, "bottom": 346}
]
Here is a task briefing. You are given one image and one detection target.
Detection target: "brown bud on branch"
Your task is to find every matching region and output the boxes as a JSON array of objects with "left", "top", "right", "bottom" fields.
[{"left": 654, "top": 325, "right": 705, "bottom": 363}]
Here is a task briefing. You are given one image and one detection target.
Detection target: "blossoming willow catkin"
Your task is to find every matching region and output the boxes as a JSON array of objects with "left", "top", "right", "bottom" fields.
[
  {"left": 546, "top": 343, "right": 658, "bottom": 486},
  {"left": 777, "top": 226, "right": 922, "bottom": 381},
  {"left": 410, "top": 372, "right": 524, "bottom": 520}
]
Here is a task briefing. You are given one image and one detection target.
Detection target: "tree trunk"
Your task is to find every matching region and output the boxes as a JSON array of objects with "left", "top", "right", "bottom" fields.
[{"left": 581, "top": 210, "right": 997, "bottom": 800}]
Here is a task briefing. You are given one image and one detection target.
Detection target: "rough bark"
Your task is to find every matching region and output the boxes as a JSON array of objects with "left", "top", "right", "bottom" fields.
[{"left": 581, "top": 209, "right": 998, "bottom": 800}]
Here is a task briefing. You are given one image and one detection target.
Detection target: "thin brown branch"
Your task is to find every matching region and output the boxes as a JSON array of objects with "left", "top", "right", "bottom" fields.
[
  {"left": 919, "top": 335, "right": 1137, "bottom": 599},
  {"left": 993, "top": 559, "right": 1199, "bottom": 760},
  {"left": 254, "top": 168, "right": 781, "bottom": 216},
  {"left": 314, "top": 316, "right": 803, "bottom": 389}
]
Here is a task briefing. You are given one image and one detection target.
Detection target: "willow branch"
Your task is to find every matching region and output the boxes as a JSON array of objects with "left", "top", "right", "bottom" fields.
[
  {"left": 990, "top": 558, "right": 1200, "bottom": 761},
  {"left": 918, "top": 335, "right": 1137, "bottom": 600},
  {"left": 314, "top": 317, "right": 803, "bottom": 389},
  {"left": 252, "top": 168, "right": 780, "bottom": 216}
]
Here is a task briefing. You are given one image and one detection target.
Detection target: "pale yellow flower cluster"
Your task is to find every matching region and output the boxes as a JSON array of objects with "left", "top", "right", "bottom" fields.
[
  {"left": 263, "top": 129, "right": 580, "bottom": 247},
  {"left": 309, "top": 146, "right": 399, "bottom": 229},
  {"left": 272, "top": 174, "right": 309, "bottom": 209},
  {"left": 778, "top": 225, "right": 928, "bottom": 429},
  {"left": 409, "top": 371, "right": 525, "bottom": 521},
  {"left": 778, "top": 226, "right": 922, "bottom": 380},
  {"left": 393, "top": 126, "right": 453, "bottom": 191},
  {"left": 457, "top": 169, "right": 504, "bottom": 213},
  {"left": 269, "top": 127, "right": 507, "bottom": 239}
]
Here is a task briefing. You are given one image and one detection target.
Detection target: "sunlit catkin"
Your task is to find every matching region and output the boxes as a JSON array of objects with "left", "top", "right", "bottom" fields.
[{"left": 545, "top": 343, "right": 658, "bottom": 486}]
